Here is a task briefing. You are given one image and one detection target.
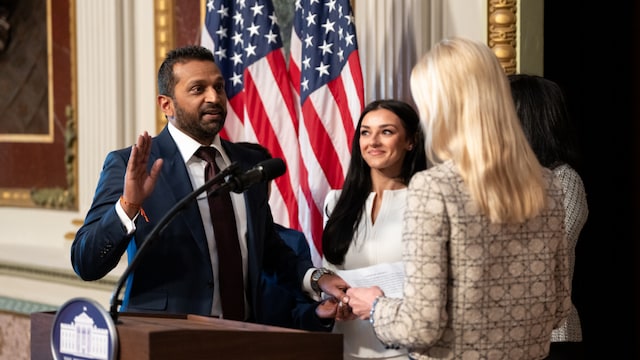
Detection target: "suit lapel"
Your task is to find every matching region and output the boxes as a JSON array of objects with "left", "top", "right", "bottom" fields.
[{"left": 154, "top": 128, "right": 210, "bottom": 258}]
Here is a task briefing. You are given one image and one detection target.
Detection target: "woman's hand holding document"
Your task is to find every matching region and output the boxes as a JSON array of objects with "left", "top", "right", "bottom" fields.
[
  {"left": 337, "top": 262, "right": 404, "bottom": 298},
  {"left": 335, "top": 262, "right": 404, "bottom": 320}
]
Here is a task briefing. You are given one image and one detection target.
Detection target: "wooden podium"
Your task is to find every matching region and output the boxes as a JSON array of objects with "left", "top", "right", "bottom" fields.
[{"left": 31, "top": 311, "right": 342, "bottom": 360}]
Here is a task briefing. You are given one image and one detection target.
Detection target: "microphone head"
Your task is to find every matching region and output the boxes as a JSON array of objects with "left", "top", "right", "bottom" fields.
[{"left": 260, "top": 158, "right": 286, "bottom": 181}]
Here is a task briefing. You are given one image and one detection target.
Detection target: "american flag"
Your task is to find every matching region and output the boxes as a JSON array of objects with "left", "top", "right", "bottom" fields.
[
  {"left": 290, "top": 0, "right": 364, "bottom": 265},
  {"left": 202, "top": 0, "right": 364, "bottom": 266},
  {"left": 201, "top": 0, "right": 301, "bottom": 232}
]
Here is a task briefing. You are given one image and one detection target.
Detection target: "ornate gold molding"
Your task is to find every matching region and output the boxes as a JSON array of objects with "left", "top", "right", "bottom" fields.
[
  {"left": 154, "top": 0, "right": 175, "bottom": 133},
  {"left": 488, "top": 0, "right": 517, "bottom": 74},
  {"left": 0, "top": 189, "right": 33, "bottom": 207}
]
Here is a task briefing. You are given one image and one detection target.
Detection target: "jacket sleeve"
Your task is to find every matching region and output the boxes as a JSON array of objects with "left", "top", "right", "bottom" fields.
[
  {"left": 292, "top": 295, "right": 334, "bottom": 332},
  {"left": 71, "top": 149, "right": 133, "bottom": 281}
]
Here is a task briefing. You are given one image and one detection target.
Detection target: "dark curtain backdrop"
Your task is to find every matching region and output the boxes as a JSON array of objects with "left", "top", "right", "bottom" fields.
[{"left": 544, "top": 2, "right": 639, "bottom": 359}]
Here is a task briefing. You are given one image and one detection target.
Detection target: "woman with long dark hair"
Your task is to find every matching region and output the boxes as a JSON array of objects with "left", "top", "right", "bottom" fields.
[{"left": 322, "top": 99, "right": 427, "bottom": 359}]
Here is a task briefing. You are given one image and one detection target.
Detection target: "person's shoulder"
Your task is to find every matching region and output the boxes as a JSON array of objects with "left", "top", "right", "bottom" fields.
[
  {"left": 411, "top": 161, "right": 456, "bottom": 182},
  {"left": 325, "top": 188, "right": 341, "bottom": 199},
  {"left": 105, "top": 146, "right": 133, "bottom": 163},
  {"left": 408, "top": 162, "right": 464, "bottom": 197},
  {"left": 226, "top": 140, "right": 269, "bottom": 163},
  {"left": 552, "top": 163, "right": 579, "bottom": 179},
  {"left": 323, "top": 189, "right": 342, "bottom": 212},
  {"left": 551, "top": 164, "right": 586, "bottom": 193},
  {"left": 274, "top": 223, "right": 310, "bottom": 254},
  {"left": 274, "top": 223, "right": 304, "bottom": 237}
]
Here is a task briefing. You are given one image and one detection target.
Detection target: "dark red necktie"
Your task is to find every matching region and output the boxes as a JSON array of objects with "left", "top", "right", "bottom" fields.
[{"left": 196, "top": 147, "right": 245, "bottom": 321}]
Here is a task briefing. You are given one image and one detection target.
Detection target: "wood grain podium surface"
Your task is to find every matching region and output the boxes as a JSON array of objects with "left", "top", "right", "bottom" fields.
[{"left": 32, "top": 311, "right": 343, "bottom": 360}]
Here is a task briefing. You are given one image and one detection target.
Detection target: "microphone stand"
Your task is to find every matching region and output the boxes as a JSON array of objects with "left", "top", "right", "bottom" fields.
[{"left": 109, "top": 162, "right": 241, "bottom": 322}]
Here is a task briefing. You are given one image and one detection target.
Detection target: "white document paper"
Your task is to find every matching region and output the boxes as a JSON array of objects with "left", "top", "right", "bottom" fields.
[{"left": 336, "top": 261, "right": 405, "bottom": 298}]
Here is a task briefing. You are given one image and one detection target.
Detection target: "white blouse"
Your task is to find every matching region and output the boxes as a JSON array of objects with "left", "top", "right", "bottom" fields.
[{"left": 323, "top": 188, "right": 408, "bottom": 359}]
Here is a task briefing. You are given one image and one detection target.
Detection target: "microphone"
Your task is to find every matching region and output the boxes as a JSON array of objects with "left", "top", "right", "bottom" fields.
[
  {"left": 108, "top": 158, "right": 286, "bottom": 322},
  {"left": 221, "top": 158, "right": 286, "bottom": 193}
]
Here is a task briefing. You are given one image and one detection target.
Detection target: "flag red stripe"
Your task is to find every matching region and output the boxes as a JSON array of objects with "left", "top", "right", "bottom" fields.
[
  {"left": 327, "top": 76, "right": 355, "bottom": 153},
  {"left": 288, "top": 59, "right": 301, "bottom": 96},
  {"left": 300, "top": 100, "right": 346, "bottom": 189},
  {"left": 242, "top": 86, "right": 299, "bottom": 228},
  {"left": 296, "top": 155, "right": 325, "bottom": 257},
  {"left": 265, "top": 51, "right": 299, "bottom": 137},
  {"left": 225, "top": 95, "right": 246, "bottom": 141},
  {"left": 348, "top": 52, "right": 365, "bottom": 111}
]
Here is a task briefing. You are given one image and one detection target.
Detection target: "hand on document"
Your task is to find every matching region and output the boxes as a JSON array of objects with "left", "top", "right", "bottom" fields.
[{"left": 336, "top": 262, "right": 405, "bottom": 320}]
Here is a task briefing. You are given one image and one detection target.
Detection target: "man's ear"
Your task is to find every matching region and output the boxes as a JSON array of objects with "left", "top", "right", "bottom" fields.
[{"left": 157, "top": 95, "right": 174, "bottom": 117}]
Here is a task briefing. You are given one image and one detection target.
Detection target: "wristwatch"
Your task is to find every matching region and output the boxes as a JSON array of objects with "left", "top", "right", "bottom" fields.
[{"left": 310, "top": 267, "right": 334, "bottom": 293}]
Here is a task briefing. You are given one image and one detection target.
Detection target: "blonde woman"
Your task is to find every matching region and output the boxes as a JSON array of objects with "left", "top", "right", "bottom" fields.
[{"left": 346, "top": 37, "right": 571, "bottom": 360}]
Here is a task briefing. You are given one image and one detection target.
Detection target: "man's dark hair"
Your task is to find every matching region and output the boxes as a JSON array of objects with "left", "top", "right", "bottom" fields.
[{"left": 157, "top": 45, "right": 216, "bottom": 98}]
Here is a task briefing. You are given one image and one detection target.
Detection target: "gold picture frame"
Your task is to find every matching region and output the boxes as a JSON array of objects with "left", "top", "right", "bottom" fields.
[{"left": 0, "top": 0, "right": 77, "bottom": 209}]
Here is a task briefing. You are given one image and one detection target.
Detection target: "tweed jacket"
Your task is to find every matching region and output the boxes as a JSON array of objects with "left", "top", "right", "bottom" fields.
[{"left": 370, "top": 160, "right": 571, "bottom": 360}]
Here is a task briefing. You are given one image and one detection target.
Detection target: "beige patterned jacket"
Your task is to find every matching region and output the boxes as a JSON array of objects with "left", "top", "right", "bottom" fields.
[{"left": 371, "top": 160, "right": 571, "bottom": 360}]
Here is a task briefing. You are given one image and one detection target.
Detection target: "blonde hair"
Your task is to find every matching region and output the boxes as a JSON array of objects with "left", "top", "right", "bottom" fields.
[{"left": 410, "top": 37, "right": 546, "bottom": 223}]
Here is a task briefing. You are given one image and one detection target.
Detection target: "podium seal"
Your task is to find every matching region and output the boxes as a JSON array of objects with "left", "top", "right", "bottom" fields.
[{"left": 50, "top": 297, "right": 118, "bottom": 360}]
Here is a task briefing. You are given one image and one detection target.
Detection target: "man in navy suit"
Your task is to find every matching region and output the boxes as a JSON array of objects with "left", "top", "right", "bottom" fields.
[{"left": 71, "top": 45, "right": 349, "bottom": 322}]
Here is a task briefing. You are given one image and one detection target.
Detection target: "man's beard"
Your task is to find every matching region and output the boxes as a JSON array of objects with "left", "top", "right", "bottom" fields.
[{"left": 174, "top": 102, "right": 226, "bottom": 143}]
